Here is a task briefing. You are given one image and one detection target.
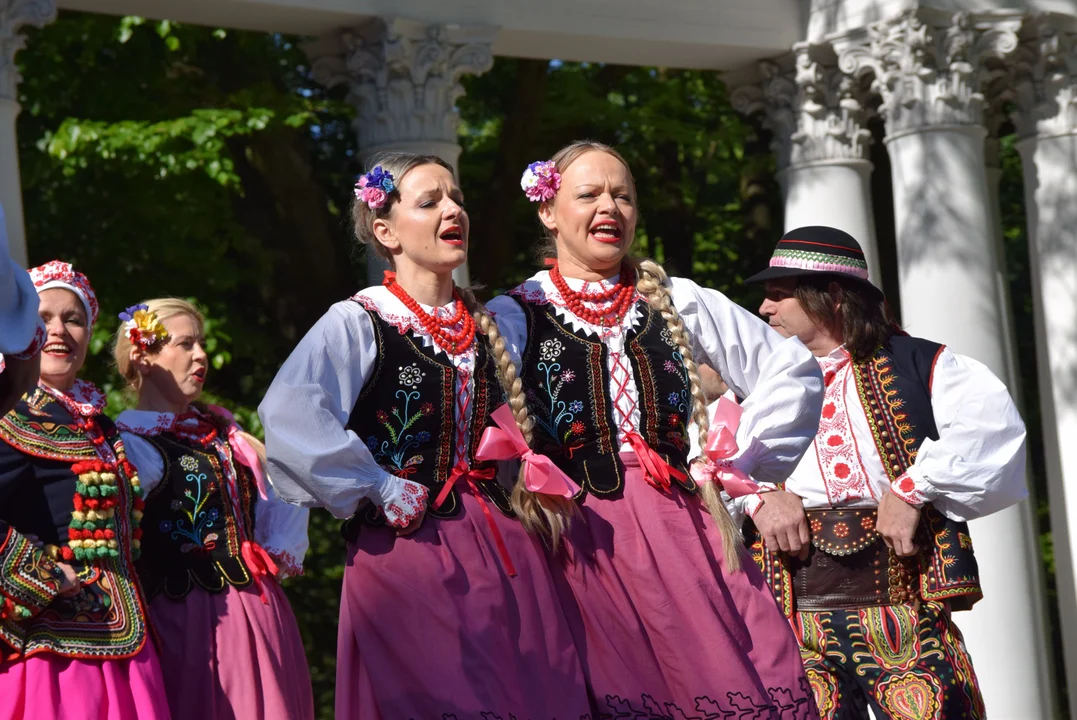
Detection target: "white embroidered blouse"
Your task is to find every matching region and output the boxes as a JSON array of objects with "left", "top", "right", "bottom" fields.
[{"left": 744, "top": 345, "right": 1029, "bottom": 523}]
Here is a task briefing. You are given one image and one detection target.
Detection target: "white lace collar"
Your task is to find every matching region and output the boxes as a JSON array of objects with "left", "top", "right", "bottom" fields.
[
  {"left": 351, "top": 285, "right": 477, "bottom": 364},
  {"left": 116, "top": 405, "right": 200, "bottom": 436}
]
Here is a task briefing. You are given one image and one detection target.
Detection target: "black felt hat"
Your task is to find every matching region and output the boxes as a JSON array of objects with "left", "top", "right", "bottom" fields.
[{"left": 745, "top": 226, "right": 884, "bottom": 300}]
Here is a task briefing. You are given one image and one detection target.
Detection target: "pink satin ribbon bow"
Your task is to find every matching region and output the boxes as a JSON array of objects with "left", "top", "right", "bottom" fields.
[
  {"left": 207, "top": 404, "right": 268, "bottom": 500},
  {"left": 240, "top": 540, "right": 280, "bottom": 605},
  {"left": 475, "top": 404, "right": 581, "bottom": 499},
  {"left": 690, "top": 397, "right": 759, "bottom": 498}
]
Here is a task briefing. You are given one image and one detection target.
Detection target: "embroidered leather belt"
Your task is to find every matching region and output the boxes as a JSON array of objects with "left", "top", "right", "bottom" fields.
[{"left": 791, "top": 508, "right": 920, "bottom": 611}]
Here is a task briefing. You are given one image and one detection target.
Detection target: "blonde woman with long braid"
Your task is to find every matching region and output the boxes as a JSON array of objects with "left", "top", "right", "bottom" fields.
[
  {"left": 487, "top": 141, "right": 825, "bottom": 717},
  {"left": 258, "top": 153, "right": 591, "bottom": 719}
]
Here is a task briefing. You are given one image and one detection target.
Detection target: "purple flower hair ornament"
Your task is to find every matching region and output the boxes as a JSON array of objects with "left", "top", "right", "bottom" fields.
[
  {"left": 520, "top": 160, "right": 561, "bottom": 203},
  {"left": 355, "top": 166, "right": 396, "bottom": 210}
]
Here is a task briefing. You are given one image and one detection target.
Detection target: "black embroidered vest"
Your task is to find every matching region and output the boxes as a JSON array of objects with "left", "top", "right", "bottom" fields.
[
  {"left": 343, "top": 307, "right": 513, "bottom": 533},
  {"left": 753, "top": 335, "right": 983, "bottom": 614},
  {"left": 136, "top": 433, "right": 258, "bottom": 600},
  {"left": 852, "top": 335, "right": 982, "bottom": 610},
  {"left": 510, "top": 295, "right": 696, "bottom": 498}
]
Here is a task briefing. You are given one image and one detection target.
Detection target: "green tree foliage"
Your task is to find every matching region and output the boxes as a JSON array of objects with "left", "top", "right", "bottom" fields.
[{"left": 15, "top": 11, "right": 1051, "bottom": 718}]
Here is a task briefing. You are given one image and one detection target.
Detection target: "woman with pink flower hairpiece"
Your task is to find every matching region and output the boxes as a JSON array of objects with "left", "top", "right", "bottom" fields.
[
  {"left": 259, "top": 153, "right": 592, "bottom": 719},
  {"left": 0, "top": 261, "right": 170, "bottom": 720},
  {"left": 489, "top": 141, "right": 826, "bottom": 718},
  {"left": 112, "top": 297, "right": 313, "bottom": 720}
]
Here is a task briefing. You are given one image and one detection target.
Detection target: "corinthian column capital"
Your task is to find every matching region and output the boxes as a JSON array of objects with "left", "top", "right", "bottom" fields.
[
  {"left": 307, "top": 17, "right": 496, "bottom": 152},
  {"left": 731, "top": 43, "right": 872, "bottom": 169},
  {"left": 0, "top": 0, "right": 56, "bottom": 102}
]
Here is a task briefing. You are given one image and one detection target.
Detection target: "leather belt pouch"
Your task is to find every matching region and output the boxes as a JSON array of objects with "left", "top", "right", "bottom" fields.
[{"left": 792, "top": 508, "right": 918, "bottom": 611}]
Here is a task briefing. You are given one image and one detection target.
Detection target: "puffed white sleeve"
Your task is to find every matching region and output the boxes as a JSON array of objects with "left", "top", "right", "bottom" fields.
[
  {"left": 892, "top": 349, "right": 1028, "bottom": 521},
  {"left": 486, "top": 294, "right": 528, "bottom": 365},
  {"left": 254, "top": 481, "right": 309, "bottom": 579},
  {"left": 258, "top": 301, "right": 411, "bottom": 519},
  {"left": 120, "top": 431, "right": 167, "bottom": 495},
  {"left": 671, "top": 277, "right": 824, "bottom": 488}
]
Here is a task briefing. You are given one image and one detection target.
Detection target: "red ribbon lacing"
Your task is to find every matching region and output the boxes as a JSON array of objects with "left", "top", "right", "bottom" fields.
[
  {"left": 624, "top": 432, "right": 686, "bottom": 492},
  {"left": 434, "top": 462, "right": 517, "bottom": 577}
]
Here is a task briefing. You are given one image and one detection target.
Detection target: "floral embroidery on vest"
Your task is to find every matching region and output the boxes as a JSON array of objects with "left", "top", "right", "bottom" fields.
[
  {"left": 364, "top": 363, "right": 436, "bottom": 477},
  {"left": 161, "top": 454, "right": 222, "bottom": 554},
  {"left": 528, "top": 338, "right": 587, "bottom": 456}
]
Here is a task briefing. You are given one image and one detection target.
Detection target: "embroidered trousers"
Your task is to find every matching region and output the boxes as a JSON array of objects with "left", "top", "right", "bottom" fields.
[{"left": 792, "top": 601, "right": 984, "bottom": 720}]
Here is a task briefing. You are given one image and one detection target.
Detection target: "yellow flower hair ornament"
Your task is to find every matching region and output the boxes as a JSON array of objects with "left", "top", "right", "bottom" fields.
[{"left": 119, "top": 304, "right": 169, "bottom": 349}]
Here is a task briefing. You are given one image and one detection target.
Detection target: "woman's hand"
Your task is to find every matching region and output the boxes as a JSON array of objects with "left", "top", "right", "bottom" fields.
[{"left": 54, "top": 562, "right": 82, "bottom": 598}]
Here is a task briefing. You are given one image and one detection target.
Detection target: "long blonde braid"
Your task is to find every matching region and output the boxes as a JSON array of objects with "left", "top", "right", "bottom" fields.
[
  {"left": 632, "top": 258, "right": 744, "bottom": 571},
  {"left": 458, "top": 289, "right": 576, "bottom": 550}
]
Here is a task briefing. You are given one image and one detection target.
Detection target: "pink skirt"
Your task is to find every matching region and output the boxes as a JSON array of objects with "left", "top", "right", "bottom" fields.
[
  {"left": 551, "top": 453, "right": 819, "bottom": 719},
  {"left": 150, "top": 581, "right": 313, "bottom": 720},
  {"left": 336, "top": 491, "right": 592, "bottom": 719},
  {"left": 0, "top": 642, "right": 170, "bottom": 720}
]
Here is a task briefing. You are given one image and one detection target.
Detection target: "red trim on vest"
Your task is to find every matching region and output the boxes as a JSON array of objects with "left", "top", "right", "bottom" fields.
[{"left": 928, "top": 345, "right": 946, "bottom": 394}]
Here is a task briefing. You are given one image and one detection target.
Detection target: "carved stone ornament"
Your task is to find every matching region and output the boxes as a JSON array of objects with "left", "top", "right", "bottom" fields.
[
  {"left": 0, "top": 0, "right": 56, "bottom": 101},
  {"left": 838, "top": 11, "right": 1020, "bottom": 136},
  {"left": 308, "top": 17, "right": 494, "bottom": 150},
  {"left": 1010, "top": 15, "right": 1077, "bottom": 140},
  {"left": 731, "top": 44, "right": 872, "bottom": 169}
]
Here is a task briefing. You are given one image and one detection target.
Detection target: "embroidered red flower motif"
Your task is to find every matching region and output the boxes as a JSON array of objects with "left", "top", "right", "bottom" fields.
[
  {"left": 569, "top": 421, "right": 585, "bottom": 435},
  {"left": 834, "top": 463, "right": 851, "bottom": 480},
  {"left": 823, "top": 371, "right": 836, "bottom": 386},
  {"left": 827, "top": 434, "right": 843, "bottom": 447},
  {"left": 899, "top": 476, "right": 916, "bottom": 493},
  {"left": 421, "top": 403, "right": 434, "bottom": 415},
  {"left": 376, "top": 410, "right": 389, "bottom": 423},
  {"left": 822, "top": 403, "right": 837, "bottom": 420},
  {"left": 834, "top": 522, "right": 849, "bottom": 538},
  {"left": 861, "top": 516, "right": 875, "bottom": 531},
  {"left": 669, "top": 413, "right": 681, "bottom": 427}
]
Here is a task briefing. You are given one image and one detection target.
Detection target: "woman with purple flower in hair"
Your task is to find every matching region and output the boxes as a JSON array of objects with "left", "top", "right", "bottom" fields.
[
  {"left": 260, "top": 153, "right": 592, "bottom": 719},
  {"left": 490, "top": 141, "right": 825, "bottom": 717}
]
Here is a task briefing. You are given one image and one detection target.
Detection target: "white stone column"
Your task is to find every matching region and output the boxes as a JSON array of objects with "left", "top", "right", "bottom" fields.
[
  {"left": 1012, "top": 19, "right": 1077, "bottom": 709},
  {"left": 732, "top": 45, "right": 882, "bottom": 288},
  {"left": 841, "top": 12, "right": 1053, "bottom": 718},
  {"left": 308, "top": 18, "right": 495, "bottom": 287},
  {"left": 0, "top": 0, "right": 56, "bottom": 267}
]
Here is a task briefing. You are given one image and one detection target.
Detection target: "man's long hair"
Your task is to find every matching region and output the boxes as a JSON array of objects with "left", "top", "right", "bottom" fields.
[{"left": 794, "top": 276, "right": 895, "bottom": 362}]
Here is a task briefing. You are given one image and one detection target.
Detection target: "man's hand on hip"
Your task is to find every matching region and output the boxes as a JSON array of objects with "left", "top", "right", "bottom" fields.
[
  {"left": 876, "top": 490, "right": 922, "bottom": 557},
  {"left": 753, "top": 490, "right": 810, "bottom": 560}
]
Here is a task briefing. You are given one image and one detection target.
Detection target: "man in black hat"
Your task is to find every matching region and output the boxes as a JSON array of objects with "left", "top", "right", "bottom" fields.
[{"left": 739, "top": 225, "right": 1027, "bottom": 719}]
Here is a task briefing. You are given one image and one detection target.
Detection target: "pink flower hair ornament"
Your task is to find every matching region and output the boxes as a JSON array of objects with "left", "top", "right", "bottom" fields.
[
  {"left": 354, "top": 166, "right": 396, "bottom": 210},
  {"left": 521, "top": 160, "right": 561, "bottom": 202}
]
